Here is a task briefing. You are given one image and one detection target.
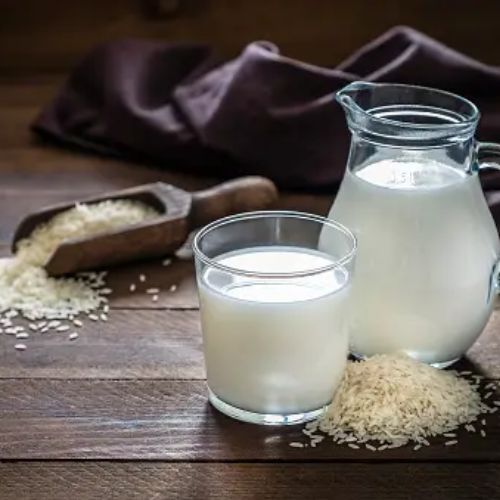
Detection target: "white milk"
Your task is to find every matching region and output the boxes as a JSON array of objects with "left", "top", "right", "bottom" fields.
[
  {"left": 324, "top": 158, "right": 500, "bottom": 365},
  {"left": 198, "top": 247, "right": 349, "bottom": 415}
]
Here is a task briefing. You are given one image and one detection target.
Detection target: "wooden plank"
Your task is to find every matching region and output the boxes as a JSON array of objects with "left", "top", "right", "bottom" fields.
[
  {"left": 0, "top": 310, "right": 203, "bottom": 379},
  {"left": 0, "top": 244, "right": 498, "bottom": 379},
  {"left": 0, "top": 378, "right": 498, "bottom": 460},
  {"left": 0, "top": 75, "right": 62, "bottom": 106},
  {"left": 0, "top": 148, "right": 210, "bottom": 192},
  {"left": 0, "top": 108, "right": 41, "bottom": 149},
  {"left": 0, "top": 462, "right": 498, "bottom": 500},
  {"left": 0, "top": 297, "right": 499, "bottom": 379},
  {"left": 105, "top": 256, "right": 198, "bottom": 309},
  {"left": 1, "top": 0, "right": 500, "bottom": 74},
  {"left": 468, "top": 301, "right": 500, "bottom": 379}
]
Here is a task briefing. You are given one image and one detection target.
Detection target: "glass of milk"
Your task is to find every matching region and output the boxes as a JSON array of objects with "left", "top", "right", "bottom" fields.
[
  {"left": 325, "top": 82, "right": 500, "bottom": 368},
  {"left": 193, "top": 211, "right": 356, "bottom": 425}
]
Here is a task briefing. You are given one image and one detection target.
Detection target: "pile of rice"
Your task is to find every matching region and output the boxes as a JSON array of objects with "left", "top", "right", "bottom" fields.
[
  {"left": 299, "top": 354, "right": 497, "bottom": 450},
  {"left": 15, "top": 200, "right": 158, "bottom": 268},
  {"left": 0, "top": 199, "right": 158, "bottom": 346}
]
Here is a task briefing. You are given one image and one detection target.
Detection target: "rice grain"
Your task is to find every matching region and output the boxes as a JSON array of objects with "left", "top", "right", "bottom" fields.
[{"left": 311, "top": 354, "right": 485, "bottom": 450}]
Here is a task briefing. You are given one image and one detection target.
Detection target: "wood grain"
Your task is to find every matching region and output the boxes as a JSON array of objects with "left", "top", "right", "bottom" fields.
[
  {"left": 0, "top": 378, "right": 498, "bottom": 460},
  {"left": 0, "top": 293, "right": 499, "bottom": 379},
  {"left": 0, "top": 310, "right": 203, "bottom": 379},
  {"left": 0, "top": 74, "right": 499, "bottom": 496},
  {"left": 0, "top": 462, "right": 498, "bottom": 500},
  {"left": 0, "top": 147, "right": 210, "bottom": 191},
  {"left": 2, "top": 0, "right": 500, "bottom": 74}
]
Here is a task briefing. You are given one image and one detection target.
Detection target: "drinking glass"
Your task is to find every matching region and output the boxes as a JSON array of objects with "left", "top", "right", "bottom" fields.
[{"left": 193, "top": 211, "right": 356, "bottom": 425}]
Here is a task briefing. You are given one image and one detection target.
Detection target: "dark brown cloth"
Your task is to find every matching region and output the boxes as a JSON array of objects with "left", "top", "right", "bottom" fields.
[{"left": 33, "top": 26, "right": 500, "bottom": 211}]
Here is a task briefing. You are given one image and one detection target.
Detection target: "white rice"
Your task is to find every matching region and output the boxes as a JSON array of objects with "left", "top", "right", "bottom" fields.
[
  {"left": 303, "top": 354, "right": 490, "bottom": 449},
  {"left": 15, "top": 199, "right": 158, "bottom": 269},
  {"left": 0, "top": 199, "right": 158, "bottom": 346}
]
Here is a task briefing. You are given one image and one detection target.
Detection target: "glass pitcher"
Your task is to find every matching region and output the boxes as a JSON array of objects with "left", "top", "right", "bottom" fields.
[{"left": 323, "top": 82, "right": 500, "bottom": 367}]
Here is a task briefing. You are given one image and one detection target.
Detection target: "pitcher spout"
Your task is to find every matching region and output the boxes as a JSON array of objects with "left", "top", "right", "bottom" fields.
[
  {"left": 335, "top": 81, "right": 478, "bottom": 147},
  {"left": 336, "top": 81, "right": 377, "bottom": 113}
]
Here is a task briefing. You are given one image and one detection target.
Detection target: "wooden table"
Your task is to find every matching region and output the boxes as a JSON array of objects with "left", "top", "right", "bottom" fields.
[{"left": 0, "top": 75, "right": 499, "bottom": 500}]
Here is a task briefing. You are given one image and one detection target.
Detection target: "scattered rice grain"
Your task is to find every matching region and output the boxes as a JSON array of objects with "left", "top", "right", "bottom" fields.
[{"left": 0, "top": 200, "right": 159, "bottom": 347}]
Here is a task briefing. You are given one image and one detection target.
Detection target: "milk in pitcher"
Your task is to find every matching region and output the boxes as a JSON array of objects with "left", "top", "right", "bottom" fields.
[{"left": 323, "top": 158, "right": 500, "bottom": 366}]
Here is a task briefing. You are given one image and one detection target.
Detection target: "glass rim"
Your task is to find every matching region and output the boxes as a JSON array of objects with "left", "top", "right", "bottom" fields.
[
  {"left": 337, "top": 81, "right": 480, "bottom": 131},
  {"left": 192, "top": 210, "right": 357, "bottom": 279}
]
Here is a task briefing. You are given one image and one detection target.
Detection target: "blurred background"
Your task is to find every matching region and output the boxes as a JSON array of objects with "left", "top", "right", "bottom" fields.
[{"left": 2, "top": 0, "right": 500, "bottom": 75}]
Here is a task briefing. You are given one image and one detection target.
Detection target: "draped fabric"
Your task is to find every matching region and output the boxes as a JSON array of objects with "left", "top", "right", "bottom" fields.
[{"left": 33, "top": 26, "right": 500, "bottom": 221}]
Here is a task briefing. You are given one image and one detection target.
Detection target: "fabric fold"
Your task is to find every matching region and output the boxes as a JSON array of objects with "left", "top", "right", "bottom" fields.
[{"left": 33, "top": 26, "right": 500, "bottom": 198}]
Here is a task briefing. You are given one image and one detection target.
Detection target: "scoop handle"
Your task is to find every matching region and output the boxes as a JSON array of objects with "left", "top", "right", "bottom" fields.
[{"left": 189, "top": 176, "right": 278, "bottom": 228}]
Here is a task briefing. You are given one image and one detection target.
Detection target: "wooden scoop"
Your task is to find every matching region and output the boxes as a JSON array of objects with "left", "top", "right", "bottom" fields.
[{"left": 12, "top": 176, "right": 278, "bottom": 276}]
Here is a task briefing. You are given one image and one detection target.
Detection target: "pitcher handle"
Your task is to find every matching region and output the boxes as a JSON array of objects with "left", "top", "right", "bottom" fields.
[
  {"left": 476, "top": 142, "right": 500, "bottom": 171},
  {"left": 476, "top": 142, "right": 500, "bottom": 295},
  {"left": 491, "top": 260, "right": 500, "bottom": 298}
]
